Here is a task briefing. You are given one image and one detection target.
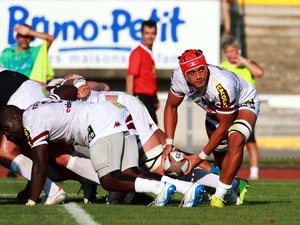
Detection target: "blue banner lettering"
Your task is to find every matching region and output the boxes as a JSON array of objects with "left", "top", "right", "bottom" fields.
[{"left": 8, "top": 5, "right": 185, "bottom": 46}]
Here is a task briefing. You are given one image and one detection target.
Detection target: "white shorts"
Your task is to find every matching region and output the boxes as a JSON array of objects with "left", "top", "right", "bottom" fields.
[
  {"left": 89, "top": 132, "right": 139, "bottom": 178},
  {"left": 238, "top": 95, "right": 260, "bottom": 117},
  {"left": 8, "top": 80, "right": 49, "bottom": 109}
]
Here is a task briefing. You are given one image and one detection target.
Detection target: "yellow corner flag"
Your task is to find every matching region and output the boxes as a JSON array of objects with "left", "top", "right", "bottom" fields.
[{"left": 30, "top": 41, "right": 54, "bottom": 82}]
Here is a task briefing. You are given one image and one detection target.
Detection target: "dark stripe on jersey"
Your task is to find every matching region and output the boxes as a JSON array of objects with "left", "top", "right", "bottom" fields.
[
  {"left": 48, "top": 94, "right": 61, "bottom": 100},
  {"left": 216, "top": 107, "right": 235, "bottom": 113},
  {"left": 127, "top": 123, "right": 136, "bottom": 130},
  {"left": 216, "top": 100, "right": 236, "bottom": 112},
  {"left": 0, "top": 70, "right": 28, "bottom": 107},
  {"left": 125, "top": 114, "right": 133, "bottom": 123},
  {"left": 31, "top": 131, "right": 49, "bottom": 144}
]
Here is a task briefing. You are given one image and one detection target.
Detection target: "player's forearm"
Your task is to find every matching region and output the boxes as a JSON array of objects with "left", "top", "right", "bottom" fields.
[
  {"left": 29, "top": 163, "right": 47, "bottom": 202},
  {"left": 87, "top": 81, "right": 110, "bottom": 91},
  {"left": 163, "top": 103, "right": 178, "bottom": 141},
  {"left": 203, "top": 126, "right": 228, "bottom": 156}
]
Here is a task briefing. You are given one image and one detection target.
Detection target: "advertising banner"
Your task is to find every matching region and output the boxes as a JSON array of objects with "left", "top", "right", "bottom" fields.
[{"left": 0, "top": 0, "right": 220, "bottom": 69}]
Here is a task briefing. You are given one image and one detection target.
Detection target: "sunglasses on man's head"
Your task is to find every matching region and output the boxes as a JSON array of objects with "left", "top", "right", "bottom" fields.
[{"left": 17, "top": 34, "right": 31, "bottom": 39}]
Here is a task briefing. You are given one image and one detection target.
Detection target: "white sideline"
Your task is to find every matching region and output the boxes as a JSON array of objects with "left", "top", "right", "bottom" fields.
[{"left": 64, "top": 202, "right": 100, "bottom": 225}]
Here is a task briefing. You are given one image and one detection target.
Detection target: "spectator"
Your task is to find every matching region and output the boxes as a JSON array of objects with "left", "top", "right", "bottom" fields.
[
  {"left": 220, "top": 36, "right": 264, "bottom": 180},
  {"left": 126, "top": 20, "right": 159, "bottom": 124},
  {"left": 221, "top": 0, "right": 246, "bottom": 57},
  {"left": 0, "top": 24, "right": 55, "bottom": 82},
  {"left": 220, "top": 0, "right": 231, "bottom": 38}
]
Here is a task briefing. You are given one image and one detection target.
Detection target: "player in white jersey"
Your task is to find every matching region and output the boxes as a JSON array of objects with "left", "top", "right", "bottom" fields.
[
  {"left": 73, "top": 89, "right": 243, "bottom": 206},
  {"left": 0, "top": 68, "right": 69, "bottom": 204},
  {"left": 164, "top": 49, "right": 260, "bottom": 208},
  {"left": 0, "top": 69, "right": 98, "bottom": 204},
  {"left": 0, "top": 95, "right": 206, "bottom": 207},
  {"left": 47, "top": 77, "right": 246, "bottom": 205}
]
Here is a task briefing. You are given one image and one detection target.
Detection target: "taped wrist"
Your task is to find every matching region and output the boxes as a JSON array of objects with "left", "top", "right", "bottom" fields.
[
  {"left": 165, "top": 138, "right": 174, "bottom": 146},
  {"left": 73, "top": 78, "right": 87, "bottom": 89},
  {"left": 199, "top": 151, "right": 208, "bottom": 160}
]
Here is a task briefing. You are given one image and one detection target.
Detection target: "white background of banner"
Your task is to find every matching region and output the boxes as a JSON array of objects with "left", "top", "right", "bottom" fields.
[{"left": 0, "top": 0, "right": 220, "bottom": 69}]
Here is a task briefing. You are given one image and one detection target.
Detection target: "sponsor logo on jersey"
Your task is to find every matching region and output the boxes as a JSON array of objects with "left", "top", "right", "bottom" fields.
[
  {"left": 87, "top": 125, "right": 96, "bottom": 143},
  {"left": 216, "top": 83, "right": 229, "bottom": 108},
  {"left": 23, "top": 128, "right": 32, "bottom": 148},
  {"left": 112, "top": 102, "right": 125, "bottom": 109},
  {"left": 41, "top": 87, "right": 50, "bottom": 97},
  {"left": 238, "top": 99, "right": 255, "bottom": 109},
  {"left": 32, "top": 102, "right": 39, "bottom": 110},
  {"left": 113, "top": 121, "right": 122, "bottom": 128},
  {"left": 65, "top": 101, "right": 72, "bottom": 113}
]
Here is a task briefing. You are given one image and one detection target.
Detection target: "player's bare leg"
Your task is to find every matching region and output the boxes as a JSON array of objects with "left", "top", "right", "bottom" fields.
[
  {"left": 0, "top": 133, "right": 66, "bottom": 204},
  {"left": 219, "top": 110, "right": 256, "bottom": 184},
  {"left": 0, "top": 133, "right": 20, "bottom": 168},
  {"left": 212, "top": 110, "right": 256, "bottom": 207},
  {"left": 246, "top": 142, "right": 259, "bottom": 180},
  {"left": 48, "top": 142, "right": 99, "bottom": 184}
]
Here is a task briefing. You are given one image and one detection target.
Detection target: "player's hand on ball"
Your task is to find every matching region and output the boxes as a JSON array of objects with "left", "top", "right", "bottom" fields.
[
  {"left": 163, "top": 149, "right": 189, "bottom": 177},
  {"left": 77, "top": 84, "right": 90, "bottom": 99},
  {"left": 183, "top": 154, "right": 203, "bottom": 175},
  {"left": 153, "top": 164, "right": 165, "bottom": 176},
  {"left": 161, "top": 144, "right": 172, "bottom": 168}
]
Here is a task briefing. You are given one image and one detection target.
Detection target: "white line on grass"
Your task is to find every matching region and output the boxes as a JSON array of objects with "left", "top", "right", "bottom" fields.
[
  {"left": 64, "top": 202, "right": 100, "bottom": 225},
  {"left": 0, "top": 193, "right": 81, "bottom": 198}
]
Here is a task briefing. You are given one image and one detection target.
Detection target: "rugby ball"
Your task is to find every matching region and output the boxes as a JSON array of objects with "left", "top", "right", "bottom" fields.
[{"left": 163, "top": 148, "right": 189, "bottom": 177}]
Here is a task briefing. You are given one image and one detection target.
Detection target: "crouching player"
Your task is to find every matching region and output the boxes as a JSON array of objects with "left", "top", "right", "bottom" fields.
[
  {"left": 0, "top": 67, "right": 103, "bottom": 204},
  {"left": 0, "top": 92, "right": 205, "bottom": 207}
]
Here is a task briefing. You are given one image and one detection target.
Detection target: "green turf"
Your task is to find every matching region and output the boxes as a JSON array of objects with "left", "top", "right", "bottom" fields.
[{"left": 0, "top": 179, "right": 299, "bottom": 225}]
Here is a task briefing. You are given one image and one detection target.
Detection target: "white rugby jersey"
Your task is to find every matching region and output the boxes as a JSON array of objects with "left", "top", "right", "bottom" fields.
[
  {"left": 171, "top": 64, "right": 258, "bottom": 115},
  {"left": 23, "top": 95, "right": 130, "bottom": 148},
  {"left": 8, "top": 80, "right": 50, "bottom": 110},
  {"left": 86, "top": 91, "right": 158, "bottom": 145}
]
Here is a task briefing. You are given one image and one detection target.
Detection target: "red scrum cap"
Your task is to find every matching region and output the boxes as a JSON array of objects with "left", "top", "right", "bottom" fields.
[{"left": 178, "top": 49, "right": 207, "bottom": 76}]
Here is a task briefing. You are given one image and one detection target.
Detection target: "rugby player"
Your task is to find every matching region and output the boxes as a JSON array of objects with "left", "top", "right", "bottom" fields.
[
  {"left": 54, "top": 77, "right": 247, "bottom": 205},
  {"left": 163, "top": 49, "right": 259, "bottom": 208},
  {"left": 0, "top": 67, "right": 99, "bottom": 204},
  {"left": 0, "top": 93, "right": 207, "bottom": 207}
]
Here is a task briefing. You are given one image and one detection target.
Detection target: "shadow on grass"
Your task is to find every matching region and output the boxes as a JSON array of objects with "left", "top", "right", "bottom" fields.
[
  {"left": 246, "top": 200, "right": 292, "bottom": 205},
  {"left": 0, "top": 197, "right": 25, "bottom": 205}
]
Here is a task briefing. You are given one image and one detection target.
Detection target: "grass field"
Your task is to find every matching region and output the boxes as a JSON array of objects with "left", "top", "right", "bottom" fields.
[{"left": 0, "top": 178, "right": 299, "bottom": 225}]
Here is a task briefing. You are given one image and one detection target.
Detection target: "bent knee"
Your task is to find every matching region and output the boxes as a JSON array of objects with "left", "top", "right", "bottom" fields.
[
  {"left": 229, "top": 132, "right": 245, "bottom": 149},
  {"left": 122, "top": 167, "right": 139, "bottom": 176},
  {"left": 100, "top": 171, "right": 121, "bottom": 190}
]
